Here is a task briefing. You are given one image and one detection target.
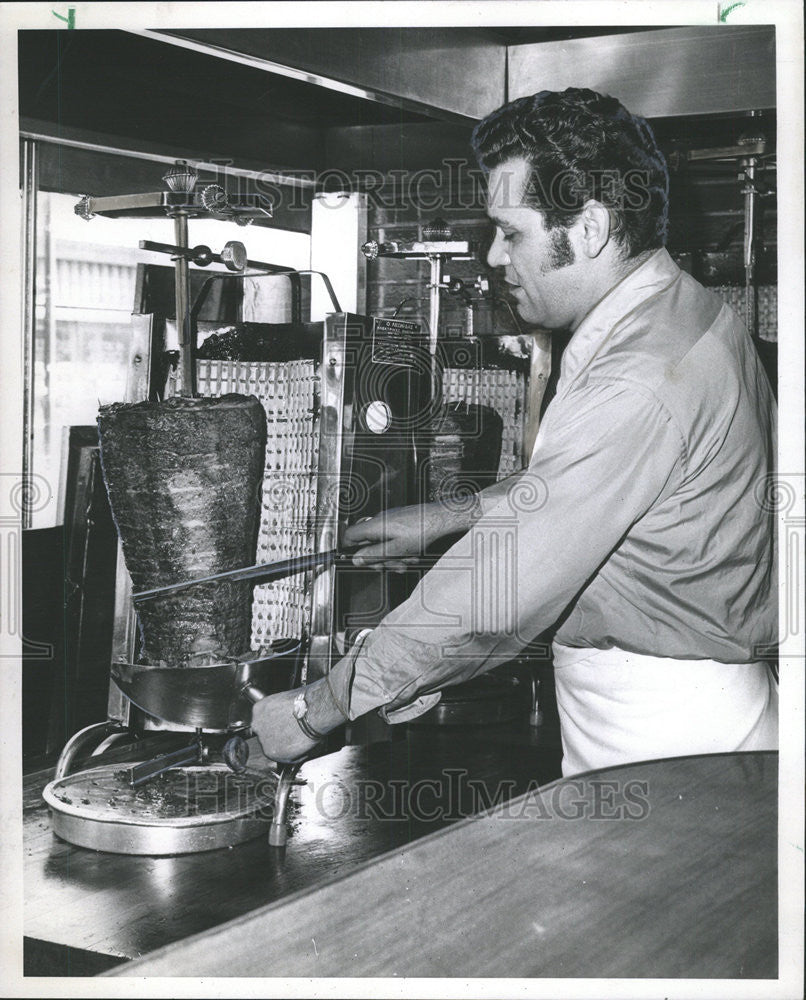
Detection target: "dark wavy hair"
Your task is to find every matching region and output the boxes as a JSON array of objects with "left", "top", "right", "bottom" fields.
[{"left": 471, "top": 88, "right": 669, "bottom": 257}]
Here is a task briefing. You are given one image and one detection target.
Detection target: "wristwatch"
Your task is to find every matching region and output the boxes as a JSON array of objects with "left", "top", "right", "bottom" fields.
[{"left": 292, "top": 691, "right": 327, "bottom": 742}]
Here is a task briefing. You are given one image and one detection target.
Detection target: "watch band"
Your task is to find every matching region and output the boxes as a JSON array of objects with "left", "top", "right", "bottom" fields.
[{"left": 292, "top": 692, "right": 327, "bottom": 742}]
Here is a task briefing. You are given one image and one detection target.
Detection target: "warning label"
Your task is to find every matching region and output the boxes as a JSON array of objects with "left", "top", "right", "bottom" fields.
[{"left": 371, "top": 317, "right": 426, "bottom": 367}]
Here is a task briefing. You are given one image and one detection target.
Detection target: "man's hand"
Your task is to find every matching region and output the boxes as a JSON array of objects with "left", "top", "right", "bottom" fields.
[
  {"left": 251, "top": 688, "right": 320, "bottom": 763},
  {"left": 342, "top": 500, "right": 479, "bottom": 569},
  {"left": 251, "top": 675, "right": 348, "bottom": 763}
]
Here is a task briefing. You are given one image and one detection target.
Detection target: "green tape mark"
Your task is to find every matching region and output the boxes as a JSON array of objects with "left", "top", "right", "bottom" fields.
[
  {"left": 52, "top": 7, "right": 76, "bottom": 28},
  {"left": 719, "top": 1, "right": 746, "bottom": 21}
]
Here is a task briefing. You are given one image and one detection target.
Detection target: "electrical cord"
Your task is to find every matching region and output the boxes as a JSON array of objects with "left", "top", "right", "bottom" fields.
[
  {"left": 490, "top": 295, "right": 527, "bottom": 338},
  {"left": 392, "top": 296, "right": 427, "bottom": 318},
  {"left": 392, "top": 289, "right": 527, "bottom": 340}
]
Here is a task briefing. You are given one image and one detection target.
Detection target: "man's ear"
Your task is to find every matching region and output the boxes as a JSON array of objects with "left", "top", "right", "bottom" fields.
[{"left": 578, "top": 200, "right": 611, "bottom": 258}]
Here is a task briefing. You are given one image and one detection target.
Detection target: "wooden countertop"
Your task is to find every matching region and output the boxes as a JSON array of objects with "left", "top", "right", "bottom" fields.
[
  {"left": 110, "top": 751, "right": 778, "bottom": 980},
  {"left": 24, "top": 722, "right": 561, "bottom": 970}
]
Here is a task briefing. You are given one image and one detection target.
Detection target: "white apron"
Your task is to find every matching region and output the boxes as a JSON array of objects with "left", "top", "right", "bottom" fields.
[{"left": 552, "top": 642, "right": 779, "bottom": 777}]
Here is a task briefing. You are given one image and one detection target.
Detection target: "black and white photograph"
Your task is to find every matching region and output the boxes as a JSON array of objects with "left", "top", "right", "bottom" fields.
[{"left": 0, "top": 2, "right": 803, "bottom": 996}]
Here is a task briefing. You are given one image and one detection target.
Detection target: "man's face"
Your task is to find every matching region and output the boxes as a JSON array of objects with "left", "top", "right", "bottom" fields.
[{"left": 486, "top": 157, "right": 580, "bottom": 330}]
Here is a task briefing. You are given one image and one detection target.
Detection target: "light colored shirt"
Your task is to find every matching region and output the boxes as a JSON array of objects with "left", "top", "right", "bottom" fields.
[{"left": 334, "top": 248, "right": 777, "bottom": 719}]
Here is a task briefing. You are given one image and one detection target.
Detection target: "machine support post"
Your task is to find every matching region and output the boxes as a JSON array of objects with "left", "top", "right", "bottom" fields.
[
  {"left": 269, "top": 762, "right": 303, "bottom": 848},
  {"left": 742, "top": 155, "right": 758, "bottom": 337},
  {"left": 427, "top": 254, "right": 442, "bottom": 356},
  {"left": 173, "top": 211, "right": 195, "bottom": 395}
]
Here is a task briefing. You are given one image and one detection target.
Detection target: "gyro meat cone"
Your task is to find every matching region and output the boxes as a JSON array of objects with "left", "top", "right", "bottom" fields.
[{"left": 98, "top": 394, "right": 266, "bottom": 667}]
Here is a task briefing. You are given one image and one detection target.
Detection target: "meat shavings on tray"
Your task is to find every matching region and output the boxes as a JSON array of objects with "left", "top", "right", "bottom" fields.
[{"left": 49, "top": 767, "right": 275, "bottom": 821}]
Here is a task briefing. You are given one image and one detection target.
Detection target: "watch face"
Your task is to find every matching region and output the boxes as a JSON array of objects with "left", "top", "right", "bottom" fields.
[{"left": 292, "top": 692, "right": 307, "bottom": 720}]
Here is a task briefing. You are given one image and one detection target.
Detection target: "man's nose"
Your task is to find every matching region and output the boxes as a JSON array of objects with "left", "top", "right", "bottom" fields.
[{"left": 487, "top": 229, "right": 509, "bottom": 269}]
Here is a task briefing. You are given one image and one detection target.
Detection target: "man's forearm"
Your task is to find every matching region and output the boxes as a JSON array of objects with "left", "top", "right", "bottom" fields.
[
  {"left": 476, "top": 470, "right": 531, "bottom": 517},
  {"left": 429, "top": 469, "right": 529, "bottom": 539}
]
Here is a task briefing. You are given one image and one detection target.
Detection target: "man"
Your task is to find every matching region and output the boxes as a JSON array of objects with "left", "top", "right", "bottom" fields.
[{"left": 251, "top": 88, "right": 778, "bottom": 774}]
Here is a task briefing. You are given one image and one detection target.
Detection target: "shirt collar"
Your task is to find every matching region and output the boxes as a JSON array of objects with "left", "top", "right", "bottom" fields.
[{"left": 557, "top": 248, "right": 681, "bottom": 393}]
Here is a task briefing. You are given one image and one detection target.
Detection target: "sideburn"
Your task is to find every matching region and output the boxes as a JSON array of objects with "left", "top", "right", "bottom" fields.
[{"left": 545, "top": 227, "right": 575, "bottom": 270}]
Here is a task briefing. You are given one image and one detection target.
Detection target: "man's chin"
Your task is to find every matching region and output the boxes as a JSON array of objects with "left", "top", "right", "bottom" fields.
[
  {"left": 515, "top": 304, "right": 557, "bottom": 331},
  {"left": 513, "top": 301, "right": 537, "bottom": 324}
]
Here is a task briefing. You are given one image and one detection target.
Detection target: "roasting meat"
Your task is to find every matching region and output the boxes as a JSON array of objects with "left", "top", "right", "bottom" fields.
[
  {"left": 426, "top": 402, "right": 503, "bottom": 503},
  {"left": 98, "top": 394, "right": 266, "bottom": 667}
]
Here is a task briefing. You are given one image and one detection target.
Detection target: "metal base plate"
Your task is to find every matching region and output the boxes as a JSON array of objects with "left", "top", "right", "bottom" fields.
[{"left": 43, "top": 764, "right": 276, "bottom": 855}]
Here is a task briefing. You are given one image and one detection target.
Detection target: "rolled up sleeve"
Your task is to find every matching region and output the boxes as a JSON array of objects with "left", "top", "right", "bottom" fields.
[{"left": 335, "top": 378, "right": 685, "bottom": 720}]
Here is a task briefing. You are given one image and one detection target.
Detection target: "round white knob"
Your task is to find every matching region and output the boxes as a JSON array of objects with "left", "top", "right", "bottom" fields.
[{"left": 364, "top": 400, "right": 392, "bottom": 434}]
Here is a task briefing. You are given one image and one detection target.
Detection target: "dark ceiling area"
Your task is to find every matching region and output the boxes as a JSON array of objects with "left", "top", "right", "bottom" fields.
[
  {"left": 19, "top": 27, "right": 669, "bottom": 158},
  {"left": 19, "top": 29, "right": 442, "bottom": 129},
  {"left": 18, "top": 29, "right": 438, "bottom": 170},
  {"left": 18, "top": 27, "right": 775, "bottom": 177},
  {"left": 485, "top": 26, "right": 663, "bottom": 44}
]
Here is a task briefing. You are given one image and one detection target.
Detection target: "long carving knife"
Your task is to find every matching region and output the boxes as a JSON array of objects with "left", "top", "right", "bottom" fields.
[{"left": 132, "top": 550, "right": 437, "bottom": 604}]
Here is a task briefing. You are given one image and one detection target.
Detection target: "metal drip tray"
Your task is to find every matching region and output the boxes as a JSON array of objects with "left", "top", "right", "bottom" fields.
[
  {"left": 111, "top": 641, "right": 300, "bottom": 729},
  {"left": 43, "top": 764, "right": 277, "bottom": 855}
]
